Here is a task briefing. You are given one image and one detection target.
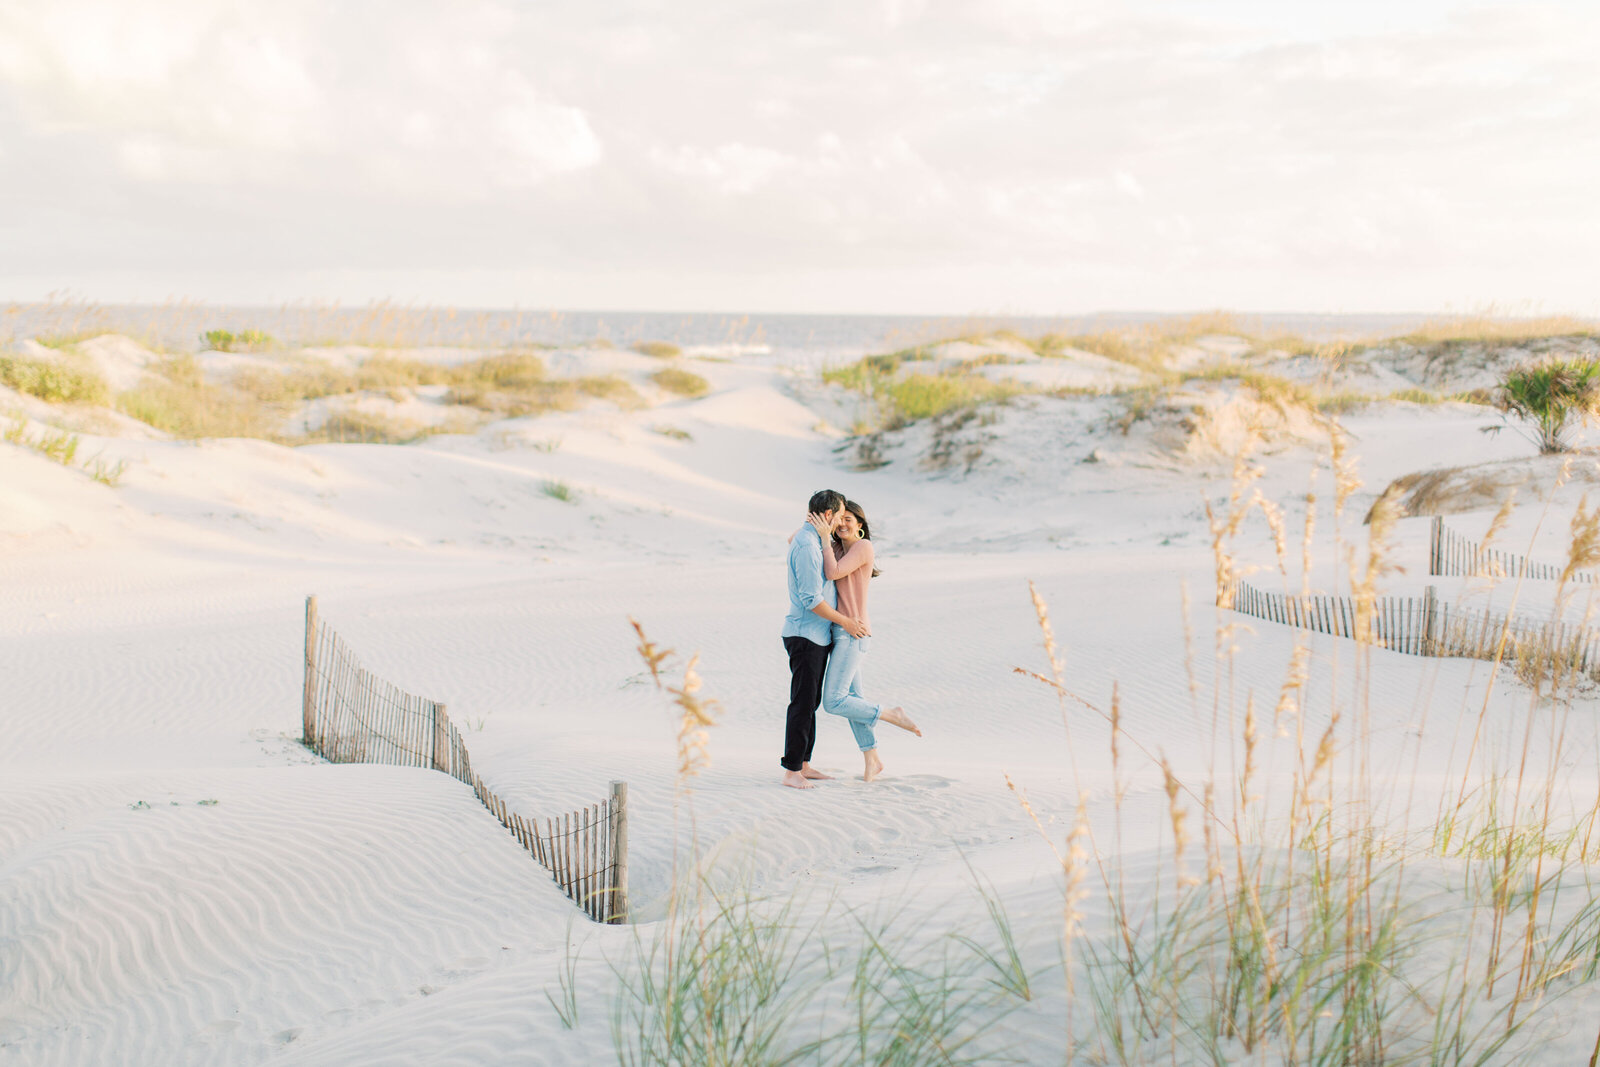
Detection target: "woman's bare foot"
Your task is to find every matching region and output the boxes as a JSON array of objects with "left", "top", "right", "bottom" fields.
[
  {"left": 782, "top": 769, "right": 816, "bottom": 789},
  {"left": 800, "top": 762, "right": 834, "bottom": 780},
  {"left": 863, "top": 749, "right": 884, "bottom": 782},
  {"left": 880, "top": 706, "right": 921, "bottom": 737}
]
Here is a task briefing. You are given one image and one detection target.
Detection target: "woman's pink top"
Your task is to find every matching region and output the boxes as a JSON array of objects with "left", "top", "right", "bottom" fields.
[{"left": 824, "top": 539, "right": 874, "bottom": 629}]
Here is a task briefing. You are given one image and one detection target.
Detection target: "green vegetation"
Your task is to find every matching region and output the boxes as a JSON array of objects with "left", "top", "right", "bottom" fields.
[
  {"left": 650, "top": 424, "right": 692, "bottom": 441},
  {"left": 1185, "top": 363, "right": 1317, "bottom": 412},
  {"left": 886, "top": 373, "right": 1017, "bottom": 423},
  {"left": 1026, "top": 311, "right": 1247, "bottom": 374},
  {"left": 632, "top": 340, "right": 682, "bottom": 358},
  {"left": 823, "top": 356, "right": 1019, "bottom": 430},
  {"left": 106, "top": 348, "right": 643, "bottom": 441},
  {"left": 449, "top": 373, "right": 639, "bottom": 418},
  {"left": 541, "top": 479, "right": 576, "bottom": 502},
  {"left": 301, "top": 411, "right": 437, "bottom": 445},
  {"left": 118, "top": 355, "right": 275, "bottom": 439},
  {"left": 1399, "top": 314, "right": 1599, "bottom": 348},
  {"left": 3, "top": 414, "right": 127, "bottom": 485},
  {"left": 0, "top": 354, "right": 111, "bottom": 405},
  {"left": 84, "top": 454, "right": 129, "bottom": 486},
  {"left": 582, "top": 531, "right": 1600, "bottom": 1065},
  {"left": 1496, "top": 358, "right": 1600, "bottom": 453},
  {"left": 201, "top": 328, "right": 274, "bottom": 352},
  {"left": 33, "top": 332, "right": 109, "bottom": 350},
  {"left": 650, "top": 367, "right": 710, "bottom": 397}
]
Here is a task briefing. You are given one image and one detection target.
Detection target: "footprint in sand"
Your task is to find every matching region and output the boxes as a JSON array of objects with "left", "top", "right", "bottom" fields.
[{"left": 438, "top": 956, "right": 490, "bottom": 980}]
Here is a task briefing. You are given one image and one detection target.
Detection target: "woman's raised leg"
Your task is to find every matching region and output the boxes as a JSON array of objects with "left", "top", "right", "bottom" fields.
[{"left": 821, "top": 635, "right": 880, "bottom": 752}]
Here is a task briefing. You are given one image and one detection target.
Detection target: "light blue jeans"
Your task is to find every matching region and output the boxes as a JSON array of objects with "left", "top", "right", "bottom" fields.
[{"left": 822, "top": 628, "right": 881, "bottom": 751}]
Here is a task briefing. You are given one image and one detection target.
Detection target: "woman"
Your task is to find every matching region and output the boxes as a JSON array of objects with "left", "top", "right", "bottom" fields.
[{"left": 807, "top": 500, "right": 921, "bottom": 782}]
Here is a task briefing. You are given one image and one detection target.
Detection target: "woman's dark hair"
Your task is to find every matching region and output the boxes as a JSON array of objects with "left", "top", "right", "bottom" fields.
[
  {"left": 808, "top": 488, "right": 845, "bottom": 514},
  {"left": 836, "top": 499, "right": 882, "bottom": 577}
]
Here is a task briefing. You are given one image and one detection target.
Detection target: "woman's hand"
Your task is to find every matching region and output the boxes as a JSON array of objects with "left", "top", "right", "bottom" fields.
[
  {"left": 807, "top": 512, "right": 833, "bottom": 540},
  {"left": 844, "top": 617, "right": 869, "bottom": 639}
]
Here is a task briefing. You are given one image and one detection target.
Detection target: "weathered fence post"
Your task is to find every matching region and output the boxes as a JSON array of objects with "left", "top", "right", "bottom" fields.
[
  {"left": 303, "top": 595, "right": 319, "bottom": 746},
  {"left": 1429, "top": 517, "right": 1443, "bottom": 576},
  {"left": 1422, "top": 585, "right": 1439, "bottom": 656},
  {"left": 431, "top": 702, "right": 449, "bottom": 773},
  {"left": 609, "top": 780, "right": 629, "bottom": 924}
]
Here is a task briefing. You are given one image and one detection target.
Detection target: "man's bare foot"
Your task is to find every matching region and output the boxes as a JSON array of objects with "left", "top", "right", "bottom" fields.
[
  {"left": 800, "top": 762, "right": 834, "bottom": 780},
  {"left": 880, "top": 706, "right": 922, "bottom": 737},
  {"left": 782, "top": 769, "right": 816, "bottom": 789},
  {"left": 863, "top": 749, "right": 884, "bottom": 782}
]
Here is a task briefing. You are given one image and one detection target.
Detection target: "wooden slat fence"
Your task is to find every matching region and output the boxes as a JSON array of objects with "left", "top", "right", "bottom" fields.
[
  {"left": 302, "top": 596, "right": 629, "bottom": 923},
  {"left": 1231, "top": 581, "right": 1600, "bottom": 681},
  {"left": 1429, "top": 516, "right": 1597, "bottom": 584}
]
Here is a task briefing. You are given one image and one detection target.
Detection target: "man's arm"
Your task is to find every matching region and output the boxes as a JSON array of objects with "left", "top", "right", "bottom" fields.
[
  {"left": 811, "top": 600, "right": 865, "bottom": 636},
  {"left": 791, "top": 535, "right": 867, "bottom": 637},
  {"left": 790, "top": 534, "right": 828, "bottom": 611}
]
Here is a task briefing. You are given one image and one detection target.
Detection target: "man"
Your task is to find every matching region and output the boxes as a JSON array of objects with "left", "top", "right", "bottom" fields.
[{"left": 780, "top": 489, "right": 869, "bottom": 789}]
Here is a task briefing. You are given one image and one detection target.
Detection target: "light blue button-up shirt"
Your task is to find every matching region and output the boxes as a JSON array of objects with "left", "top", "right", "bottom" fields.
[{"left": 781, "top": 525, "right": 836, "bottom": 646}]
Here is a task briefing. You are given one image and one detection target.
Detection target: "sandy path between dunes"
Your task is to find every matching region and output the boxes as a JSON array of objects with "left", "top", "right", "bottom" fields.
[{"left": 4, "top": 368, "right": 1599, "bottom": 1063}]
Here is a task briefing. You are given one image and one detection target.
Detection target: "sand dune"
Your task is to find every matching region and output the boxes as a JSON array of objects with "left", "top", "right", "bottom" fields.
[{"left": 4, "top": 336, "right": 1599, "bottom": 1063}]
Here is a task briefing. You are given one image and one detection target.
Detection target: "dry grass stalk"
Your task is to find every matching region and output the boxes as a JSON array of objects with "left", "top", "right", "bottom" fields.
[
  {"left": 668, "top": 654, "right": 719, "bottom": 787},
  {"left": 1160, "top": 755, "right": 1191, "bottom": 888},
  {"left": 1240, "top": 694, "right": 1259, "bottom": 810},
  {"left": 630, "top": 616, "right": 672, "bottom": 688},
  {"left": 1274, "top": 645, "right": 1309, "bottom": 736},
  {"left": 1201, "top": 781, "right": 1222, "bottom": 884}
]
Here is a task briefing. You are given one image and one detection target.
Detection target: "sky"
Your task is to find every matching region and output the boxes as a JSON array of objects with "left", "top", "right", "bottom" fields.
[{"left": 0, "top": 0, "right": 1595, "bottom": 316}]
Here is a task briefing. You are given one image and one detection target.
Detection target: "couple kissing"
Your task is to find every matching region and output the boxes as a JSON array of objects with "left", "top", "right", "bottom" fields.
[{"left": 779, "top": 489, "right": 921, "bottom": 789}]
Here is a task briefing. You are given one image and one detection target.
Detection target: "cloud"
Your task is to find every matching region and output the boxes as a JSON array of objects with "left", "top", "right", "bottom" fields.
[
  {"left": 0, "top": 0, "right": 1595, "bottom": 313},
  {"left": 0, "top": 1, "right": 601, "bottom": 193}
]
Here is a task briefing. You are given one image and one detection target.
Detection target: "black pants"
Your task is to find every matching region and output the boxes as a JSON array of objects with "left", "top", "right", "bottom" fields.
[{"left": 781, "top": 636, "right": 831, "bottom": 771}]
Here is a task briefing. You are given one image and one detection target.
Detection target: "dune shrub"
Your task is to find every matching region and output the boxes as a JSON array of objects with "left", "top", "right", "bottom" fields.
[
  {"left": 632, "top": 340, "right": 682, "bottom": 359},
  {"left": 824, "top": 352, "right": 1018, "bottom": 429},
  {"left": 650, "top": 367, "right": 710, "bottom": 397},
  {"left": 0, "top": 355, "right": 111, "bottom": 405},
  {"left": 118, "top": 355, "right": 273, "bottom": 438},
  {"left": 1496, "top": 359, "right": 1600, "bottom": 453},
  {"left": 885, "top": 373, "right": 1016, "bottom": 422}
]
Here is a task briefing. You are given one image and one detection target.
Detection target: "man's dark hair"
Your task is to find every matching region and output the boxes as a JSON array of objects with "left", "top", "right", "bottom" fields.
[{"left": 808, "top": 489, "right": 845, "bottom": 514}]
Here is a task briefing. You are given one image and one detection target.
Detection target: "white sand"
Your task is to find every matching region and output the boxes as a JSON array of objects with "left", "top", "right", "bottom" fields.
[{"left": 4, "top": 343, "right": 1600, "bottom": 1063}]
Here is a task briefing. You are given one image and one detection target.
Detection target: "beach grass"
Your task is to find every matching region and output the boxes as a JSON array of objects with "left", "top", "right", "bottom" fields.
[
  {"left": 541, "top": 479, "right": 577, "bottom": 503},
  {"left": 4, "top": 413, "right": 128, "bottom": 485},
  {"left": 300, "top": 410, "right": 442, "bottom": 445},
  {"left": 584, "top": 429, "right": 1600, "bottom": 1066},
  {"left": 822, "top": 357, "right": 1020, "bottom": 430},
  {"left": 117, "top": 354, "right": 277, "bottom": 439},
  {"left": 0, "top": 354, "right": 111, "bottom": 405},
  {"left": 633, "top": 341, "right": 682, "bottom": 359},
  {"left": 201, "top": 328, "right": 274, "bottom": 352},
  {"left": 650, "top": 367, "right": 710, "bottom": 398}
]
